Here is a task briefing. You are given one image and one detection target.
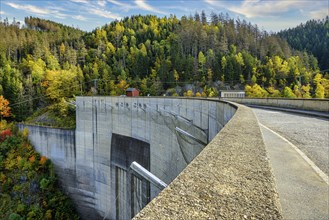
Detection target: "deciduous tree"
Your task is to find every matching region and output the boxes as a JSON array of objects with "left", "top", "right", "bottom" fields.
[{"left": 0, "top": 95, "right": 11, "bottom": 119}]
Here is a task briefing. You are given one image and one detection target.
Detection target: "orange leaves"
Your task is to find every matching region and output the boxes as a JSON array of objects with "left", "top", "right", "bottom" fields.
[
  {"left": 0, "top": 129, "right": 12, "bottom": 141},
  {"left": 29, "top": 155, "right": 36, "bottom": 163},
  {"left": 0, "top": 95, "right": 11, "bottom": 118},
  {"left": 39, "top": 156, "right": 48, "bottom": 166},
  {"left": 1, "top": 129, "right": 12, "bottom": 137},
  {"left": 22, "top": 143, "right": 33, "bottom": 151}
]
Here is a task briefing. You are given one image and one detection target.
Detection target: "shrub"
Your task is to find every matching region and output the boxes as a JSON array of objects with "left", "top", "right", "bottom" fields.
[
  {"left": 0, "top": 129, "right": 12, "bottom": 141},
  {"left": 40, "top": 178, "right": 50, "bottom": 190},
  {"left": 17, "top": 204, "right": 25, "bottom": 213},
  {"left": 22, "top": 128, "right": 29, "bottom": 138},
  {"left": 184, "top": 90, "right": 194, "bottom": 97},
  {"left": 8, "top": 213, "right": 23, "bottom": 220},
  {"left": 245, "top": 84, "right": 268, "bottom": 98},
  {"left": 282, "top": 86, "right": 297, "bottom": 98},
  {"left": 29, "top": 156, "right": 36, "bottom": 163},
  {"left": 45, "top": 209, "right": 52, "bottom": 219},
  {"left": 39, "top": 156, "right": 48, "bottom": 166},
  {"left": 0, "top": 120, "right": 8, "bottom": 130},
  {"left": 267, "top": 86, "right": 281, "bottom": 97}
]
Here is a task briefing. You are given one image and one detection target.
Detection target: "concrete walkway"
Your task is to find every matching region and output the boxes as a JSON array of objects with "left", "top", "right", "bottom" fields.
[
  {"left": 247, "top": 104, "right": 329, "bottom": 119},
  {"left": 260, "top": 124, "right": 329, "bottom": 219}
]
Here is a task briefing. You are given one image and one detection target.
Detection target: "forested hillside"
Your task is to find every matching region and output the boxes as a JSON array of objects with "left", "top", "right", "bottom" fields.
[
  {"left": 277, "top": 17, "right": 329, "bottom": 70},
  {"left": 0, "top": 14, "right": 328, "bottom": 122},
  {"left": 0, "top": 17, "right": 85, "bottom": 122}
]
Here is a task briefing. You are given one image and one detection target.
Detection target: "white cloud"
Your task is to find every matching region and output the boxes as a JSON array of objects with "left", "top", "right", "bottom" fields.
[
  {"left": 106, "top": 0, "right": 133, "bottom": 13},
  {"left": 5, "top": 2, "right": 68, "bottom": 19},
  {"left": 135, "top": 0, "right": 166, "bottom": 15},
  {"left": 0, "top": 11, "right": 4, "bottom": 15},
  {"left": 107, "top": 0, "right": 130, "bottom": 7},
  {"left": 309, "top": 8, "right": 328, "bottom": 20},
  {"left": 88, "top": 8, "right": 121, "bottom": 20},
  {"left": 161, "top": 5, "right": 190, "bottom": 13},
  {"left": 69, "top": 0, "right": 89, "bottom": 3},
  {"left": 203, "top": 0, "right": 232, "bottom": 8},
  {"left": 53, "top": 13, "right": 68, "bottom": 19},
  {"left": 242, "top": 0, "right": 262, "bottom": 5},
  {"left": 230, "top": 1, "right": 298, "bottom": 18},
  {"left": 227, "top": 0, "right": 326, "bottom": 18},
  {"left": 5, "top": 2, "right": 50, "bottom": 15},
  {"left": 48, "top": 6, "right": 69, "bottom": 13},
  {"left": 204, "top": 0, "right": 217, "bottom": 6},
  {"left": 98, "top": 0, "right": 107, "bottom": 7},
  {"left": 204, "top": 0, "right": 327, "bottom": 19},
  {"left": 72, "top": 15, "right": 87, "bottom": 21}
]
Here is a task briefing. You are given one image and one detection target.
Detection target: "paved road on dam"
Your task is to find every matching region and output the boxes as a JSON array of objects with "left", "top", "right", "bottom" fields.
[{"left": 252, "top": 108, "right": 329, "bottom": 220}]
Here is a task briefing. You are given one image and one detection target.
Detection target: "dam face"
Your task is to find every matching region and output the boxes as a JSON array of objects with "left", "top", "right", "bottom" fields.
[{"left": 21, "top": 97, "right": 237, "bottom": 219}]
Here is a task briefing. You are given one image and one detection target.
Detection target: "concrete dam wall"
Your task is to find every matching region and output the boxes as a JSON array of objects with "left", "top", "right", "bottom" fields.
[{"left": 20, "top": 97, "right": 238, "bottom": 219}]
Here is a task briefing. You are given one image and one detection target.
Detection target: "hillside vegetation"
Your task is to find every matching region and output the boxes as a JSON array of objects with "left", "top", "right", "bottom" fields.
[
  {"left": 0, "top": 14, "right": 328, "bottom": 123},
  {"left": 0, "top": 121, "right": 79, "bottom": 219}
]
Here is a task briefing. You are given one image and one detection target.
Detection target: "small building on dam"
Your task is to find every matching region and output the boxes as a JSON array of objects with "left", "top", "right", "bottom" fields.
[{"left": 19, "top": 97, "right": 282, "bottom": 219}]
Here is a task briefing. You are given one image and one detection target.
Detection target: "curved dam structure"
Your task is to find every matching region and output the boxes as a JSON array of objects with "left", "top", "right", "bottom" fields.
[
  {"left": 19, "top": 97, "right": 282, "bottom": 219},
  {"left": 75, "top": 97, "right": 236, "bottom": 219}
]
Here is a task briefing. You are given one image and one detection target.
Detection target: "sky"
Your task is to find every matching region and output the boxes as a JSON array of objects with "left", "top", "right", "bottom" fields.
[{"left": 0, "top": 0, "right": 328, "bottom": 32}]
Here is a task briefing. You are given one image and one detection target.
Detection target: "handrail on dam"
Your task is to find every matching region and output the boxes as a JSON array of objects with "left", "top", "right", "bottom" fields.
[
  {"left": 130, "top": 161, "right": 168, "bottom": 190},
  {"left": 175, "top": 127, "right": 208, "bottom": 145}
]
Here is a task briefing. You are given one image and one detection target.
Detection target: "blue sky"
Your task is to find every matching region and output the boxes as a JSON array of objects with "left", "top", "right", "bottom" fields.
[{"left": 1, "top": 0, "right": 328, "bottom": 32}]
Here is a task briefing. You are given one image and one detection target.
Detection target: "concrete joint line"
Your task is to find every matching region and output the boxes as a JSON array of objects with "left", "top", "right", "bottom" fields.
[{"left": 260, "top": 123, "right": 329, "bottom": 186}]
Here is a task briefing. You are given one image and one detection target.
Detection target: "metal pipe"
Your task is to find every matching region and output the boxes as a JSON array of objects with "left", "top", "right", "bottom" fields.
[
  {"left": 130, "top": 161, "right": 168, "bottom": 190},
  {"left": 175, "top": 127, "right": 207, "bottom": 145}
]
